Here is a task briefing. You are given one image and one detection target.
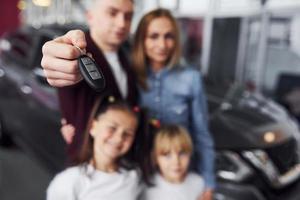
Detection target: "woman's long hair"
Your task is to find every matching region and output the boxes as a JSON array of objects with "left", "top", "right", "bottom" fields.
[{"left": 132, "top": 8, "right": 181, "bottom": 90}]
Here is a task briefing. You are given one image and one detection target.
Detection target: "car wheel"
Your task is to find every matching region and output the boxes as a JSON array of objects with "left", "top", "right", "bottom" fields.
[{"left": 0, "top": 117, "right": 13, "bottom": 147}]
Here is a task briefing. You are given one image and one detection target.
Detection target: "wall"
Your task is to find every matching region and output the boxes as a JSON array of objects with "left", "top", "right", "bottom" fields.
[{"left": 0, "top": 0, "right": 20, "bottom": 36}]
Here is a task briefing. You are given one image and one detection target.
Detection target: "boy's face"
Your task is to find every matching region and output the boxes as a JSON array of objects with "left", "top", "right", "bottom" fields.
[
  {"left": 90, "top": 109, "right": 137, "bottom": 162},
  {"left": 156, "top": 148, "right": 191, "bottom": 183},
  {"left": 87, "top": 0, "right": 133, "bottom": 50}
]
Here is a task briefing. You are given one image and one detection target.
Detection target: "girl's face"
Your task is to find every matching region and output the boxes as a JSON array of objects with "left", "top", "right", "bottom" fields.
[
  {"left": 156, "top": 148, "right": 191, "bottom": 183},
  {"left": 144, "top": 17, "right": 176, "bottom": 69},
  {"left": 90, "top": 109, "right": 137, "bottom": 162}
]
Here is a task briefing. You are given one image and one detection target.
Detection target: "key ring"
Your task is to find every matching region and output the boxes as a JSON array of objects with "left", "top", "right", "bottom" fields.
[{"left": 74, "top": 45, "right": 86, "bottom": 56}]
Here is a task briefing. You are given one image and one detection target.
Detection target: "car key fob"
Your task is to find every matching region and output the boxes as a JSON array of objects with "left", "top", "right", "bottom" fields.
[{"left": 78, "top": 54, "right": 106, "bottom": 92}]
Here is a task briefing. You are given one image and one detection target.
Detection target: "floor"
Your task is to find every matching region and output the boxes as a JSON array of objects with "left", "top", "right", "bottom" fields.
[{"left": 0, "top": 145, "right": 53, "bottom": 200}]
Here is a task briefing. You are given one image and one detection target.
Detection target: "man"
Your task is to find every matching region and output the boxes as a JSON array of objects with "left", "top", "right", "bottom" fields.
[
  {"left": 41, "top": 0, "right": 138, "bottom": 160},
  {"left": 41, "top": 1, "right": 214, "bottom": 199}
]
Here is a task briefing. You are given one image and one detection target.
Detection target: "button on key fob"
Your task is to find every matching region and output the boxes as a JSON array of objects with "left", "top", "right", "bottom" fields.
[{"left": 78, "top": 54, "right": 106, "bottom": 91}]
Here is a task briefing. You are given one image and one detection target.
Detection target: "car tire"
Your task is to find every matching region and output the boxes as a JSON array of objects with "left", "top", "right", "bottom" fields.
[{"left": 0, "top": 117, "right": 13, "bottom": 147}]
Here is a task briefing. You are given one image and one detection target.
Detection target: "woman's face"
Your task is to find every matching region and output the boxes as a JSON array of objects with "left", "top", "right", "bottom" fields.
[
  {"left": 144, "top": 17, "right": 176, "bottom": 68},
  {"left": 90, "top": 109, "right": 137, "bottom": 162}
]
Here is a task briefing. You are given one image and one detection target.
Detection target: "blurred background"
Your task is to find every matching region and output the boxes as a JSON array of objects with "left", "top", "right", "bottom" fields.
[{"left": 0, "top": 0, "right": 300, "bottom": 200}]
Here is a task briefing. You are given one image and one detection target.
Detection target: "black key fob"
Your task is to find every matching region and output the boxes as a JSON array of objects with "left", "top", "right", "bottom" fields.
[{"left": 78, "top": 55, "right": 106, "bottom": 92}]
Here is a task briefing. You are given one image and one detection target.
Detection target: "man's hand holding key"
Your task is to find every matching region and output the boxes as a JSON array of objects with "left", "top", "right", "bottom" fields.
[{"left": 41, "top": 30, "right": 87, "bottom": 87}]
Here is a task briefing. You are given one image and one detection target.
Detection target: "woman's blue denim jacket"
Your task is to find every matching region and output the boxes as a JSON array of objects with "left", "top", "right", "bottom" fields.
[{"left": 139, "top": 65, "right": 216, "bottom": 189}]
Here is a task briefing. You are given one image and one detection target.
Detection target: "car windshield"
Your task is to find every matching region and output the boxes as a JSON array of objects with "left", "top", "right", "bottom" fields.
[
  {"left": 0, "top": 28, "right": 52, "bottom": 70},
  {"left": 0, "top": 30, "right": 33, "bottom": 66}
]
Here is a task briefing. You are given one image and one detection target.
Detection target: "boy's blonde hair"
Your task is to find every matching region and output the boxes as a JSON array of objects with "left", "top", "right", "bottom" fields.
[{"left": 154, "top": 125, "right": 193, "bottom": 157}]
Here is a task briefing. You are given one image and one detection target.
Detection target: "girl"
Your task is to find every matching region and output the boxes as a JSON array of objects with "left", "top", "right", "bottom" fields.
[
  {"left": 141, "top": 124, "right": 204, "bottom": 200},
  {"left": 132, "top": 8, "right": 215, "bottom": 199},
  {"left": 47, "top": 95, "right": 146, "bottom": 200}
]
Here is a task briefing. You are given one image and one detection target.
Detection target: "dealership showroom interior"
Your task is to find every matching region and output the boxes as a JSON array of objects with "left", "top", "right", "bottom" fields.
[{"left": 0, "top": 0, "right": 300, "bottom": 200}]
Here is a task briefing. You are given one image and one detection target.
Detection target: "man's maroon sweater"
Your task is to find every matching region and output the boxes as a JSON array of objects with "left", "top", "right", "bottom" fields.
[{"left": 58, "top": 32, "right": 138, "bottom": 160}]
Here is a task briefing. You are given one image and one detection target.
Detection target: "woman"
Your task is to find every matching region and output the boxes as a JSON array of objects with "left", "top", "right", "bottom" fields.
[{"left": 132, "top": 8, "right": 215, "bottom": 200}]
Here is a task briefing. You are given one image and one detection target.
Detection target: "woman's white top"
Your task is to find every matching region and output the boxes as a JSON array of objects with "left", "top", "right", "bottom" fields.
[
  {"left": 47, "top": 165, "right": 142, "bottom": 200},
  {"left": 140, "top": 173, "right": 204, "bottom": 200}
]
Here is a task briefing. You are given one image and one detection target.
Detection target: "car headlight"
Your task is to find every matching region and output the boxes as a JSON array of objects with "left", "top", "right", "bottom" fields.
[
  {"left": 242, "top": 150, "right": 279, "bottom": 183},
  {"left": 216, "top": 151, "right": 253, "bottom": 182}
]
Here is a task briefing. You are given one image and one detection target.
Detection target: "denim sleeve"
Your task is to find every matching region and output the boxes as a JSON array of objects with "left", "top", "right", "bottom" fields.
[{"left": 190, "top": 72, "right": 216, "bottom": 189}]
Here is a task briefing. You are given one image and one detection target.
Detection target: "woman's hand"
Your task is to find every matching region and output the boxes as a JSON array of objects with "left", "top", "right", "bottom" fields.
[
  {"left": 60, "top": 118, "right": 75, "bottom": 144},
  {"left": 198, "top": 189, "right": 213, "bottom": 200}
]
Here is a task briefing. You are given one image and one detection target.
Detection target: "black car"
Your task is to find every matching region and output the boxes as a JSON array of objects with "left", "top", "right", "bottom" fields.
[
  {"left": 208, "top": 83, "right": 300, "bottom": 200},
  {"left": 0, "top": 25, "right": 73, "bottom": 173},
  {"left": 1, "top": 26, "right": 300, "bottom": 199}
]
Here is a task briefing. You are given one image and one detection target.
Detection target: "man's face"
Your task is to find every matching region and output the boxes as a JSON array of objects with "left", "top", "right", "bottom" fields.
[{"left": 87, "top": 0, "right": 133, "bottom": 50}]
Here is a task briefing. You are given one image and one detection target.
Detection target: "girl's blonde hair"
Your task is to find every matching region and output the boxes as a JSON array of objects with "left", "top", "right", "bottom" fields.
[
  {"left": 153, "top": 125, "right": 193, "bottom": 158},
  {"left": 132, "top": 8, "right": 181, "bottom": 90}
]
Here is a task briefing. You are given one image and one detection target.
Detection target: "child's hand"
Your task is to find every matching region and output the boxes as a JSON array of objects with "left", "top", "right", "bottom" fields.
[
  {"left": 198, "top": 189, "right": 213, "bottom": 200},
  {"left": 60, "top": 118, "right": 75, "bottom": 144}
]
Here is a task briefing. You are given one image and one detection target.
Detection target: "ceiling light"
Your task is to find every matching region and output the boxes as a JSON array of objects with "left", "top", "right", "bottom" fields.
[{"left": 32, "top": 0, "right": 51, "bottom": 7}]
